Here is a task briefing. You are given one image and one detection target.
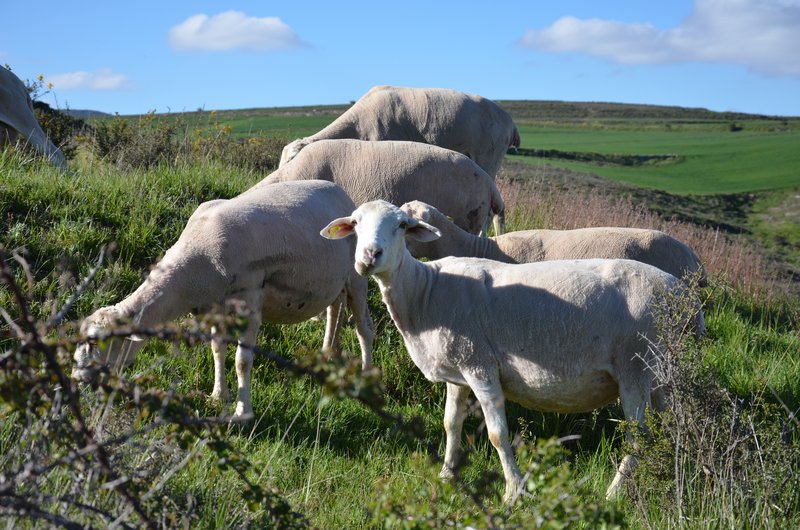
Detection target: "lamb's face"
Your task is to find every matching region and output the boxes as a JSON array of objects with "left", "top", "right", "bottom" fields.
[
  {"left": 72, "top": 307, "right": 143, "bottom": 382},
  {"left": 322, "top": 200, "right": 440, "bottom": 278}
]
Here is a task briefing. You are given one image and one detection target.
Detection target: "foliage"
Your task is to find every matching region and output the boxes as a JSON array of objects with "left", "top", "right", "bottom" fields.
[
  {"left": 87, "top": 111, "right": 288, "bottom": 173},
  {"left": 0, "top": 249, "right": 309, "bottom": 528},
  {"left": 627, "top": 276, "right": 800, "bottom": 528},
  {"left": 1, "top": 138, "right": 798, "bottom": 527},
  {"left": 370, "top": 438, "right": 625, "bottom": 529}
]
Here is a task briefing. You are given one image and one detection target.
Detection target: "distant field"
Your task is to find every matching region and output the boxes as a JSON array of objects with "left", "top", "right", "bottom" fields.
[
  {"left": 510, "top": 123, "right": 800, "bottom": 194},
  {"left": 105, "top": 101, "right": 800, "bottom": 195}
]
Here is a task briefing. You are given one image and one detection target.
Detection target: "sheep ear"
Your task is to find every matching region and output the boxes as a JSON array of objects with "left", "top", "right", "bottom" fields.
[
  {"left": 405, "top": 220, "right": 440, "bottom": 243},
  {"left": 321, "top": 217, "right": 356, "bottom": 239}
]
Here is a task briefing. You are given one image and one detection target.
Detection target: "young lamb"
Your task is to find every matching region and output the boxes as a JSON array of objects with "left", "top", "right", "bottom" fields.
[
  {"left": 401, "top": 200, "right": 707, "bottom": 285},
  {"left": 74, "top": 181, "right": 374, "bottom": 420},
  {"left": 261, "top": 139, "right": 505, "bottom": 236},
  {"left": 322, "top": 200, "right": 704, "bottom": 502},
  {"left": 279, "top": 85, "right": 520, "bottom": 179}
]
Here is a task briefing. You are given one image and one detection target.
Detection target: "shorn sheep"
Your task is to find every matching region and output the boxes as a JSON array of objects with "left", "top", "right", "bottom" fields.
[
  {"left": 322, "top": 200, "right": 704, "bottom": 502},
  {"left": 401, "top": 200, "right": 707, "bottom": 284},
  {"left": 262, "top": 139, "right": 505, "bottom": 236},
  {"left": 1, "top": 66, "right": 67, "bottom": 170},
  {"left": 74, "top": 181, "right": 374, "bottom": 419},
  {"left": 279, "top": 85, "right": 520, "bottom": 179}
]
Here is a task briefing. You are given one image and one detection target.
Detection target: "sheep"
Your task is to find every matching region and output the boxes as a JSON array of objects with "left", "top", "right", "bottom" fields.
[
  {"left": 1, "top": 66, "right": 67, "bottom": 169},
  {"left": 74, "top": 180, "right": 374, "bottom": 420},
  {"left": 400, "top": 200, "right": 707, "bottom": 285},
  {"left": 279, "top": 85, "right": 520, "bottom": 179},
  {"left": 262, "top": 139, "right": 505, "bottom": 236},
  {"left": 321, "top": 200, "right": 704, "bottom": 502}
]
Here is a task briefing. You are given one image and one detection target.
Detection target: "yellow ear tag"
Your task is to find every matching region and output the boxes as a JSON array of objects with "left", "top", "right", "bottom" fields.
[{"left": 329, "top": 225, "right": 343, "bottom": 237}]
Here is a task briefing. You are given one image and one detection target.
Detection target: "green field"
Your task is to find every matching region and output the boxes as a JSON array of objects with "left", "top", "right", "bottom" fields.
[
  {"left": 132, "top": 102, "right": 800, "bottom": 195},
  {"left": 3, "top": 100, "right": 799, "bottom": 527},
  {"left": 510, "top": 123, "right": 800, "bottom": 194}
]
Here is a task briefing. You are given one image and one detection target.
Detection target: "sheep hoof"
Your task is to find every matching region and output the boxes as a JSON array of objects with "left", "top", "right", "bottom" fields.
[
  {"left": 231, "top": 402, "right": 254, "bottom": 423},
  {"left": 502, "top": 481, "right": 524, "bottom": 505},
  {"left": 438, "top": 466, "right": 456, "bottom": 481},
  {"left": 210, "top": 389, "right": 229, "bottom": 403}
]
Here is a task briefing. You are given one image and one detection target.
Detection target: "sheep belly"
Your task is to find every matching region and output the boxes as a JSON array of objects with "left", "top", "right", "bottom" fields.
[
  {"left": 499, "top": 355, "right": 619, "bottom": 413},
  {"left": 261, "top": 284, "right": 338, "bottom": 324}
]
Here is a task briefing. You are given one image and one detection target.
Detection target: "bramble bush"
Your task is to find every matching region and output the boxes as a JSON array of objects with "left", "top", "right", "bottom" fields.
[{"left": 88, "top": 112, "right": 288, "bottom": 173}]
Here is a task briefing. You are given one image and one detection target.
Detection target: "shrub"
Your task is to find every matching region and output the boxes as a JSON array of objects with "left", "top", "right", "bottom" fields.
[
  {"left": 32, "top": 101, "right": 88, "bottom": 160},
  {"left": 88, "top": 112, "right": 288, "bottom": 173},
  {"left": 90, "top": 113, "right": 179, "bottom": 169},
  {"left": 627, "top": 278, "right": 800, "bottom": 527}
]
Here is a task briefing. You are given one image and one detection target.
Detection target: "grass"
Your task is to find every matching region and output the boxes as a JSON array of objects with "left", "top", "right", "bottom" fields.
[
  {"left": 2, "top": 112, "right": 799, "bottom": 527},
  {"left": 510, "top": 123, "right": 800, "bottom": 194},
  {"left": 97, "top": 102, "right": 800, "bottom": 196}
]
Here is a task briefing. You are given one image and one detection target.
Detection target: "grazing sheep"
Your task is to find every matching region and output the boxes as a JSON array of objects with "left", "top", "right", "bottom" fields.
[
  {"left": 322, "top": 200, "right": 704, "bottom": 502},
  {"left": 401, "top": 200, "right": 707, "bottom": 285},
  {"left": 262, "top": 139, "right": 505, "bottom": 236},
  {"left": 279, "top": 85, "right": 520, "bottom": 178},
  {"left": 74, "top": 181, "right": 374, "bottom": 420},
  {"left": 0, "top": 66, "right": 67, "bottom": 169}
]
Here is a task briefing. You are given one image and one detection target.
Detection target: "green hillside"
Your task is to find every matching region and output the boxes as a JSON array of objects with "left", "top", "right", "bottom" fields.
[{"left": 110, "top": 100, "right": 800, "bottom": 195}]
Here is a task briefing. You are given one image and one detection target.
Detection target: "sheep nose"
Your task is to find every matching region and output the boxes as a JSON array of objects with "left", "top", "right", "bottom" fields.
[{"left": 364, "top": 247, "right": 383, "bottom": 262}]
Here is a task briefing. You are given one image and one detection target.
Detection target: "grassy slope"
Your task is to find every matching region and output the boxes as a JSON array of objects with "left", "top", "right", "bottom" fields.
[
  {"left": 2, "top": 150, "right": 799, "bottom": 527},
  {"left": 110, "top": 102, "right": 800, "bottom": 196}
]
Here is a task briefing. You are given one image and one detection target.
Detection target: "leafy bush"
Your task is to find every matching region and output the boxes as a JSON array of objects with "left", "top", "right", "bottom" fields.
[
  {"left": 32, "top": 101, "right": 88, "bottom": 160},
  {"left": 90, "top": 113, "right": 179, "bottom": 169},
  {"left": 88, "top": 112, "right": 288, "bottom": 173}
]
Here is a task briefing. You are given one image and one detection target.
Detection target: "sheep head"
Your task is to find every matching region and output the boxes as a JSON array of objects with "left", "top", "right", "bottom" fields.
[
  {"left": 72, "top": 306, "right": 145, "bottom": 382},
  {"left": 321, "top": 200, "right": 440, "bottom": 278}
]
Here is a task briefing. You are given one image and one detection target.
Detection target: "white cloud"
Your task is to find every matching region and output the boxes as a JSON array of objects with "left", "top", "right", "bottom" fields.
[
  {"left": 519, "top": 0, "right": 800, "bottom": 76},
  {"left": 168, "top": 11, "right": 306, "bottom": 52},
  {"left": 48, "top": 68, "right": 132, "bottom": 90}
]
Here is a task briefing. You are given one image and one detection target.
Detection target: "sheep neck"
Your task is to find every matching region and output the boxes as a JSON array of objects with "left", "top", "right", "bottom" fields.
[
  {"left": 373, "top": 249, "right": 433, "bottom": 335},
  {"left": 113, "top": 268, "right": 190, "bottom": 328},
  {"left": 436, "top": 225, "right": 506, "bottom": 262}
]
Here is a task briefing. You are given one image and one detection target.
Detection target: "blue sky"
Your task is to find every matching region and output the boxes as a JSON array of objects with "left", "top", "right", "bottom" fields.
[{"left": 2, "top": 0, "right": 799, "bottom": 116}]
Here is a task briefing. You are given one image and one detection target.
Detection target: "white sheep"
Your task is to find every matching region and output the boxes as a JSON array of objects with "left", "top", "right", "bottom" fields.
[
  {"left": 262, "top": 139, "right": 505, "bottom": 236},
  {"left": 401, "top": 200, "right": 707, "bottom": 284},
  {"left": 1, "top": 67, "right": 67, "bottom": 170},
  {"left": 74, "top": 181, "right": 374, "bottom": 419},
  {"left": 279, "top": 85, "right": 520, "bottom": 179},
  {"left": 322, "top": 200, "right": 704, "bottom": 502}
]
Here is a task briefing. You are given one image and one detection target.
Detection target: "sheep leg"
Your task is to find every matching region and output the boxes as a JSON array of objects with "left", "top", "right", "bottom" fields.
[
  {"left": 210, "top": 325, "right": 229, "bottom": 402},
  {"left": 605, "top": 379, "right": 652, "bottom": 498},
  {"left": 439, "top": 383, "right": 471, "bottom": 480},
  {"left": 464, "top": 372, "right": 523, "bottom": 504},
  {"left": 233, "top": 305, "right": 263, "bottom": 420},
  {"left": 322, "top": 290, "right": 346, "bottom": 352},
  {"left": 346, "top": 278, "right": 375, "bottom": 369}
]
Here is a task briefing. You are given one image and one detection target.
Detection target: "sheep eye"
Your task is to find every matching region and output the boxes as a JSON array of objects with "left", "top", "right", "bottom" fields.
[{"left": 399, "top": 221, "right": 408, "bottom": 230}]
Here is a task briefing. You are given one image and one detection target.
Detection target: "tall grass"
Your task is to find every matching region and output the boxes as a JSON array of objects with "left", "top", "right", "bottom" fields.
[
  {"left": 498, "top": 177, "right": 772, "bottom": 296},
  {"left": 2, "top": 147, "right": 799, "bottom": 528}
]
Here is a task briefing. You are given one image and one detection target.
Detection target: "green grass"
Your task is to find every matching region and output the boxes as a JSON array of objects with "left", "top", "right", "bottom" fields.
[
  {"left": 2, "top": 140, "right": 799, "bottom": 527},
  {"left": 99, "top": 102, "right": 800, "bottom": 196},
  {"left": 510, "top": 124, "right": 800, "bottom": 194}
]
